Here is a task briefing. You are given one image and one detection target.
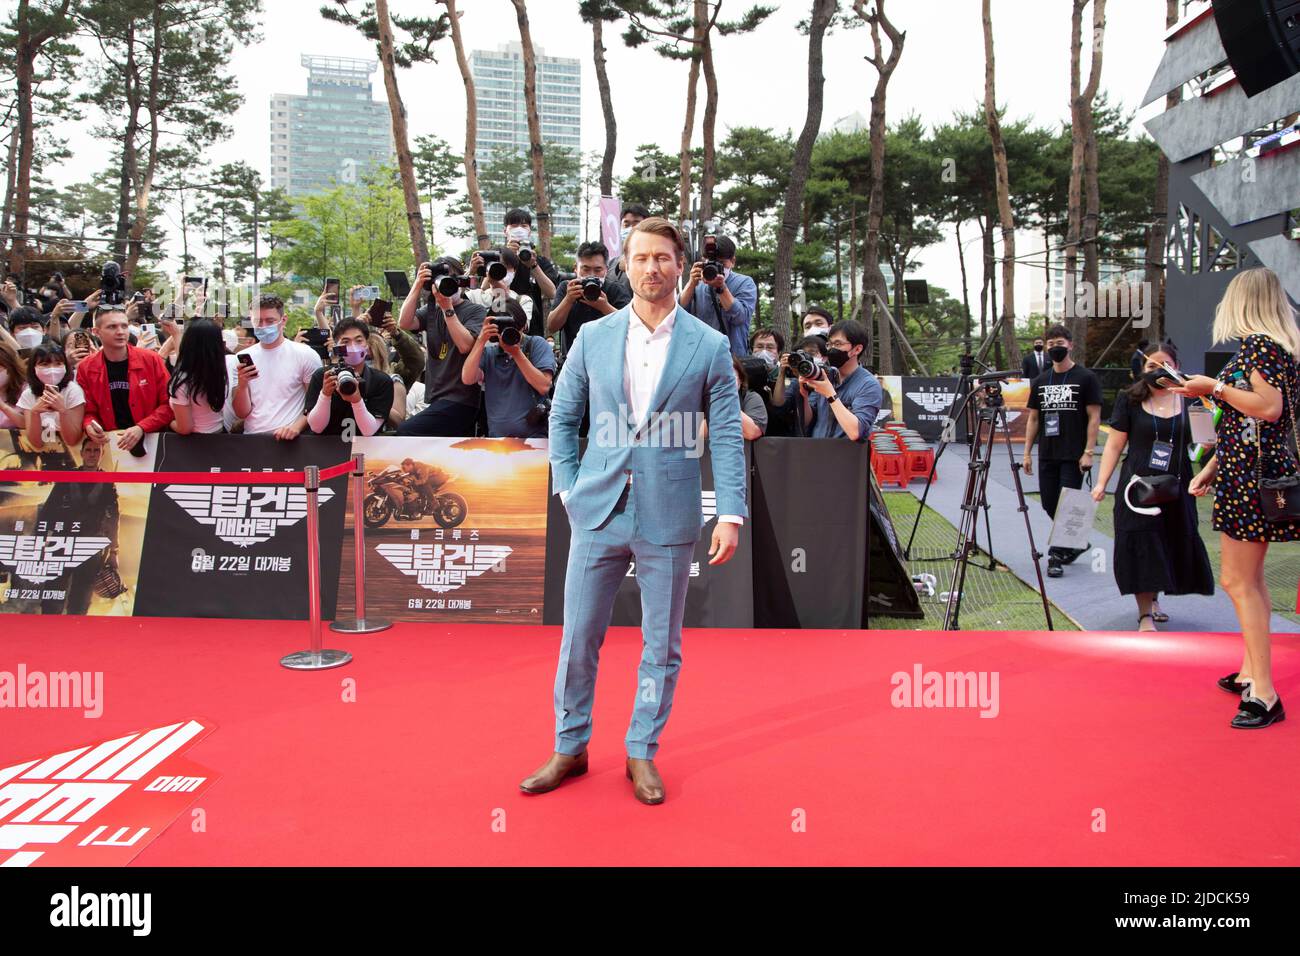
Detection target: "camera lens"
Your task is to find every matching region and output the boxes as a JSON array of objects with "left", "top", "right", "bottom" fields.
[
  {"left": 488, "top": 261, "right": 508, "bottom": 283},
  {"left": 518, "top": 247, "right": 533, "bottom": 264},
  {"left": 500, "top": 325, "right": 522, "bottom": 347},
  {"left": 702, "top": 262, "right": 719, "bottom": 282},
  {"left": 581, "top": 278, "right": 602, "bottom": 302},
  {"left": 436, "top": 275, "right": 460, "bottom": 297}
]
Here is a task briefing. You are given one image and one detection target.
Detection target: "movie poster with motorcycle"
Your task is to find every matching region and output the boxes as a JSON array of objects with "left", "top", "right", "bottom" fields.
[
  {"left": 0, "top": 426, "right": 158, "bottom": 616},
  {"left": 336, "top": 436, "right": 549, "bottom": 623}
]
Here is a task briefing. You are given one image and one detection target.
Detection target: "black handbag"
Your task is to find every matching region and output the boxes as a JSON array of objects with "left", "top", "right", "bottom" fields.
[
  {"left": 1129, "top": 473, "right": 1180, "bottom": 508},
  {"left": 1258, "top": 367, "right": 1300, "bottom": 521}
]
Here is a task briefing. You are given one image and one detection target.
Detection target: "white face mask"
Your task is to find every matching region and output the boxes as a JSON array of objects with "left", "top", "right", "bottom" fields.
[
  {"left": 15, "top": 328, "right": 43, "bottom": 349},
  {"left": 805, "top": 325, "right": 829, "bottom": 337},
  {"left": 507, "top": 226, "right": 530, "bottom": 242},
  {"left": 619, "top": 225, "right": 632, "bottom": 241},
  {"left": 754, "top": 349, "right": 777, "bottom": 366},
  {"left": 36, "top": 365, "right": 65, "bottom": 387}
]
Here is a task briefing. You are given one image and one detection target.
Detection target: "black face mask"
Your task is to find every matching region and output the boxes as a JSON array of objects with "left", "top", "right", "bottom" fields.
[
  {"left": 827, "top": 347, "right": 853, "bottom": 369},
  {"left": 1033, "top": 344, "right": 1044, "bottom": 352},
  {"left": 1142, "top": 369, "right": 1169, "bottom": 390},
  {"left": 1048, "top": 346, "right": 1069, "bottom": 363}
]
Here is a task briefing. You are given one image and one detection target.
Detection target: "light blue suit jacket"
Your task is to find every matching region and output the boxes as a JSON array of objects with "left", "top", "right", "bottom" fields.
[{"left": 549, "top": 303, "right": 748, "bottom": 546}]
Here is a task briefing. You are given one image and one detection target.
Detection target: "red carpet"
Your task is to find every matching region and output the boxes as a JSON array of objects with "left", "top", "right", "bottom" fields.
[{"left": 2, "top": 616, "right": 1297, "bottom": 866}]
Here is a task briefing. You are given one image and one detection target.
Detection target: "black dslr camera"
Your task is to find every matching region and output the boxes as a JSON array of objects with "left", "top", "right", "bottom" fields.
[
  {"left": 700, "top": 235, "right": 721, "bottom": 281},
  {"left": 100, "top": 261, "right": 127, "bottom": 307},
  {"left": 792, "top": 349, "right": 840, "bottom": 386},
  {"left": 579, "top": 276, "right": 603, "bottom": 302},
  {"left": 476, "top": 251, "right": 508, "bottom": 283},
  {"left": 331, "top": 346, "right": 361, "bottom": 398},
  {"left": 489, "top": 309, "right": 523, "bottom": 348},
  {"left": 435, "top": 274, "right": 472, "bottom": 298}
]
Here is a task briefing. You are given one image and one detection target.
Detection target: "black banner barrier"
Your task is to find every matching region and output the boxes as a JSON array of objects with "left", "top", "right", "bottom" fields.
[
  {"left": 543, "top": 441, "right": 755, "bottom": 628},
  {"left": 132, "top": 434, "right": 349, "bottom": 620},
  {"left": 750, "top": 438, "right": 921, "bottom": 627}
]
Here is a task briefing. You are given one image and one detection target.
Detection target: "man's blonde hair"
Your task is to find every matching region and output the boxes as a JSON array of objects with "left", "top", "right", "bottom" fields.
[
  {"left": 1213, "top": 267, "right": 1300, "bottom": 358},
  {"left": 625, "top": 216, "right": 685, "bottom": 260}
]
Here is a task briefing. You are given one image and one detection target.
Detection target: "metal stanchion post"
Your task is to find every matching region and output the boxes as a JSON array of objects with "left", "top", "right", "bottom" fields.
[
  {"left": 282, "top": 464, "right": 353, "bottom": 670},
  {"left": 331, "top": 452, "right": 392, "bottom": 634}
]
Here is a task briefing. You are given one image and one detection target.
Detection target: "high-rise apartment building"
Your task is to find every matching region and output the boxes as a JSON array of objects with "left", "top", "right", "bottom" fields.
[
  {"left": 470, "top": 42, "right": 581, "bottom": 240},
  {"left": 270, "top": 55, "right": 395, "bottom": 197}
]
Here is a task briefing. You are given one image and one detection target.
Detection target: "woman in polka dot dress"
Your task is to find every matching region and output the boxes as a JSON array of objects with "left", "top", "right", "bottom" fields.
[{"left": 1175, "top": 268, "right": 1300, "bottom": 729}]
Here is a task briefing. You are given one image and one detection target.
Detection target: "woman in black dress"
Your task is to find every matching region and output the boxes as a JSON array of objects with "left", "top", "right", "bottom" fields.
[
  {"left": 1092, "top": 341, "right": 1213, "bottom": 630},
  {"left": 1173, "top": 268, "right": 1300, "bottom": 729}
]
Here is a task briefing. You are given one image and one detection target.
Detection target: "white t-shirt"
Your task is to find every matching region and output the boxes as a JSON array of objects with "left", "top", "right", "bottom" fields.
[
  {"left": 18, "top": 380, "right": 86, "bottom": 447},
  {"left": 169, "top": 354, "right": 239, "bottom": 434},
  {"left": 240, "top": 338, "right": 321, "bottom": 434}
]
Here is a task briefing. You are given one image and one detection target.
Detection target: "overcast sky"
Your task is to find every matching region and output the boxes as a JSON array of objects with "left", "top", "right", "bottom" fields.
[{"left": 49, "top": 0, "right": 1173, "bottom": 317}]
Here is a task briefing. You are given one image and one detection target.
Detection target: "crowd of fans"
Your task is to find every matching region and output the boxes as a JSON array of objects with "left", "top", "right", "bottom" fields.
[{"left": 0, "top": 206, "right": 884, "bottom": 449}]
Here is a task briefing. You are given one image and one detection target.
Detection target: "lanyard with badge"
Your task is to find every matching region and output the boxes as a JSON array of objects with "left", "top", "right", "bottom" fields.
[
  {"left": 1148, "top": 398, "right": 1180, "bottom": 472},
  {"left": 1043, "top": 369, "right": 1063, "bottom": 437}
]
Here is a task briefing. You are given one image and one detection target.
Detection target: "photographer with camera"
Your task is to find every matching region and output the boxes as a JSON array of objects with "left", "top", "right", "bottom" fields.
[
  {"left": 79, "top": 304, "right": 174, "bottom": 453},
  {"left": 467, "top": 247, "right": 534, "bottom": 319},
  {"left": 546, "top": 241, "right": 631, "bottom": 352},
  {"left": 799, "top": 319, "right": 881, "bottom": 441},
  {"left": 397, "top": 257, "right": 487, "bottom": 437},
  {"left": 749, "top": 326, "right": 799, "bottom": 436},
  {"left": 461, "top": 298, "right": 554, "bottom": 439},
  {"left": 679, "top": 235, "right": 757, "bottom": 357},
  {"left": 503, "top": 208, "right": 559, "bottom": 335},
  {"left": 304, "top": 318, "right": 393, "bottom": 437}
]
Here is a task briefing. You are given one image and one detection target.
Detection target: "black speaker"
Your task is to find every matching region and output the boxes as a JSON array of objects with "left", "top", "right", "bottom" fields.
[{"left": 1212, "top": 0, "right": 1300, "bottom": 97}]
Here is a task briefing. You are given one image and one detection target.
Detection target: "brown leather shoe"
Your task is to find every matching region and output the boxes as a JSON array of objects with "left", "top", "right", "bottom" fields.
[
  {"left": 519, "top": 751, "right": 588, "bottom": 794},
  {"left": 625, "top": 757, "right": 665, "bottom": 805}
]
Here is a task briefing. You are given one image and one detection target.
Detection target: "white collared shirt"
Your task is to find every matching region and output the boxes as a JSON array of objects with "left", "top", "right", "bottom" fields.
[{"left": 625, "top": 300, "right": 676, "bottom": 427}]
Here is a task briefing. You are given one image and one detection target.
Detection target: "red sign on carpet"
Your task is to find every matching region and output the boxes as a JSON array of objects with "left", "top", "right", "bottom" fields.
[{"left": 0, "top": 719, "right": 218, "bottom": 867}]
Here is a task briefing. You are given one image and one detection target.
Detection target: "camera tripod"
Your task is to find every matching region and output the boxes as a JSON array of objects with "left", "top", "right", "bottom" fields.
[{"left": 940, "top": 381, "right": 1053, "bottom": 631}]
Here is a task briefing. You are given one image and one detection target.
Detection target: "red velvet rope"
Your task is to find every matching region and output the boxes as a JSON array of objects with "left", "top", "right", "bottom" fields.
[{"left": 0, "top": 459, "right": 356, "bottom": 485}]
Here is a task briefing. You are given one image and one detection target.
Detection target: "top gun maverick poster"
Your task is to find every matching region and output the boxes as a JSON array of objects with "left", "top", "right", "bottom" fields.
[{"left": 336, "top": 436, "right": 549, "bottom": 623}]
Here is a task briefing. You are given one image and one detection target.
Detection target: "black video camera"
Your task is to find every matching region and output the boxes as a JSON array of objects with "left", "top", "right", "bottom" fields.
[
  {"left": 100, "top": 261, "right": 127, "bottom": 307},
  {"left": 700, "top": 234, "right": 721, "bottom": 281}
]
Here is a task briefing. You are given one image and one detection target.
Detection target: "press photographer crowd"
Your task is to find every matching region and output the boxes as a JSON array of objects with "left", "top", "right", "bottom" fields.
[{"left": 0, "top": 206, "right": 882, "bottom": 449}]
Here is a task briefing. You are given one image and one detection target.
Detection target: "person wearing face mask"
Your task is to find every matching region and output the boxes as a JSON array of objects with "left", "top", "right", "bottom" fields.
[
  {"left": 502, "top": 208, "right": 559, "bottom": 336},
  {"left": 801, "top": 319, "right": 882, "bottom": 441},
  {"left": 800, "top": 307, "right": 833, "bottom": 338},
  {"left": 747, "top": 326, "right": 797, "bottom": 436},
  {"left": 236, "top": 293, "right": 320, "bottom": 440},
  {"left": 18, "top": 342, "right": 85, "bottom": 467},
  {"left": 0, "top": 340, "right": 27, "bottom": 428},
  {"left": 304, "top": 318, "right": 393, "bottom": 437},
  {"left": 397, "top": 257, "right": 487, "bottom": 437},
  {"left": 1022, "top": 323, "right": 1103, "bottom": 578},
  {"left": 608, "top": 203, "right": 650, "bottom": 289},
  {"left": 8, "top": 307, "right": 49, "bottom": 355},
  {"left": 546, "top": 241, "right": 631, "bottom": 353},
  {"left": 1090, "top": 340, "right": 1214, "bottom": 631},
  {"left": 77, "top": 305, "right": 174, "bottom": 454},
  {"left": 679, "top": 235, "right": 757, "bottom": 357},
  {"left": 1021, "top": 337, "right": 1048, "bottom": 378}
]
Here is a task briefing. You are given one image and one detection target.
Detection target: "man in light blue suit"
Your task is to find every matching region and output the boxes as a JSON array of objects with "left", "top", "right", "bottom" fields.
[{"left": 519, "top": 218, "right": 748, "bottom": 805}]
